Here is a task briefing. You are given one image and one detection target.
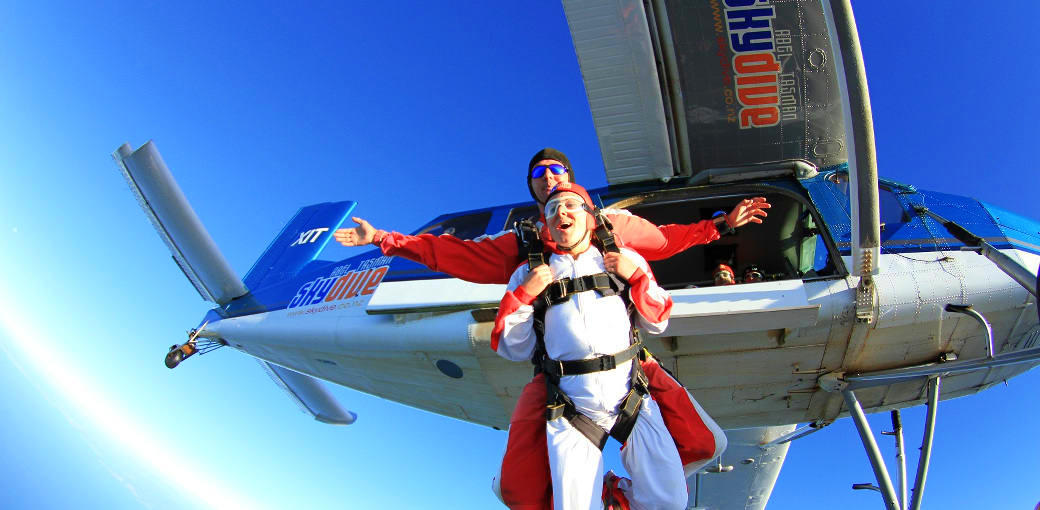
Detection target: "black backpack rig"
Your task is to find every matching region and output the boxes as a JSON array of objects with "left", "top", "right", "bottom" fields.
[{"left": 512, "top": 210, "right": 650, "bottom": 449}]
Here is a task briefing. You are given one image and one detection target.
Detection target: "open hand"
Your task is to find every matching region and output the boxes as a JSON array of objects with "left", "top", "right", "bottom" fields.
[
  {"left": 726, "top": 197, "right": 770, "bottom": 228},
  {"left": 334, "top": 217, "right": 377, "bottom": 247}
]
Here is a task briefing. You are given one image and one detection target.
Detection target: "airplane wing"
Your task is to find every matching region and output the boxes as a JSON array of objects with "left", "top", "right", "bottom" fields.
[
  {"left": 561, "top": 0, "right": 853, "bottom": 185},
  {"left": 563, "top": 0, "right": 882, "bottom": 292},
  {"left": 688, "top": 425, "right": 797, "bottom": 510}
]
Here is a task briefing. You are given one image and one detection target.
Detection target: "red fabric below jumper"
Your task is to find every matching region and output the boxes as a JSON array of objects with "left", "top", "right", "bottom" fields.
[{"left": 499, "top": 360, "right": 718, "bottom": 509}]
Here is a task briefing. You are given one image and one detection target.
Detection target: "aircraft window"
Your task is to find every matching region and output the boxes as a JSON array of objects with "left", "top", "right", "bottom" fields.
[
  {"left": 878, "top": 187, "right": 909, "bottom": 226},
  {"left": 825, "top": 171, "right": 850, "bottom": 196},
  {"left": 620, "top": 191, "right": 837, "bottom": 289},
  {"left": 415, "top": 211, "right": 493, "bottom": 240},
  {"left": 825, "top": 172, "right": 909, "bottom": 226}
]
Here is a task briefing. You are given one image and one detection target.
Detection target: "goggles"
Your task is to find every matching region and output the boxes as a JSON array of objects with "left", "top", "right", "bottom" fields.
[
  {"left": 531, "top": 164, "right": 568, "bottom": 179},
  {"left": 744, "top": 267, "right": 763, "bottom": 282},
  {"left": 544, "top": 195, "right": 589, "bottom": 218}
]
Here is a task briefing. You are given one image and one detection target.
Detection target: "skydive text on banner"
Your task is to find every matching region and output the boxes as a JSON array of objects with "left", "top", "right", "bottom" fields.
[
  {"left": 287, "top": 266, "right": 389, "bottom": 309},
  {"left": 724, "top": 0, "right": 780, "bottom": 129}
]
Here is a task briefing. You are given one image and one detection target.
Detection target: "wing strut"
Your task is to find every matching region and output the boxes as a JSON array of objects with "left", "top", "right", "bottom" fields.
[
  {"left": 823, "top": 0, "right": 881, "bottom": 325},
  {"left": 914, "top": 205, "right": 1039, "bottom": 299}
]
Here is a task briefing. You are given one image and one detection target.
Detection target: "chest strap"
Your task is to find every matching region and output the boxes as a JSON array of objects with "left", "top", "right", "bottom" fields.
[
  {"left": 539, "top": 342, "right": 642, "bottom": 378},
  {"left": 537, "top": 272, "right": 623, "bottom": 308}
]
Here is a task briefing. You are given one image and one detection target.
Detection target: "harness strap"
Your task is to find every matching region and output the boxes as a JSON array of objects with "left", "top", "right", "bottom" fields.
[
  {"left": 549, "top": 391, "right": 610, "bottom": 450},
  {"left": 544, "top": 343, "right": 650, "bottom": 449},
  {"left": 539, "top": 342, "right": 642, "bottom": 378},
  {"left": 594, "top": 210, "right": 619, "bottom": 254},
  {"left": 514, "top": 219, "right": 546, "bottom": 269},
  {"left": 537, "top": 272, "right": 622, "bottom": 308},
  {"left": 519, "top": 209, "right": 650, "bottom": 448}
]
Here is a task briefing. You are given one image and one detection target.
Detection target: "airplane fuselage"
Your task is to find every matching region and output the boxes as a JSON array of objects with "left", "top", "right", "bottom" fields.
[{"left": 196, "top": 167, "right": 1040, "bottom": 430}]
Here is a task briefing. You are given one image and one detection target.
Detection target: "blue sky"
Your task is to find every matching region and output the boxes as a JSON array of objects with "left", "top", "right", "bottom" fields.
[{"left": 0, "top": 2, "right": 1037, "bottom": 509}]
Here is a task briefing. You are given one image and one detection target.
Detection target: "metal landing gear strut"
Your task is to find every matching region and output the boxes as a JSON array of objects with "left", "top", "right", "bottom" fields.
[
  {"left": 843, "top": 378, "right": 940, "bottom": 510},
  {"left": 822, "top": 303, "right": 1040, "bottom": 510}
]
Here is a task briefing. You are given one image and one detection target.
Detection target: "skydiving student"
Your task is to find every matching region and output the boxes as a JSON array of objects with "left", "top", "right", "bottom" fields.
[
  {"left": 492, "top": 182, "right": 685, "bottom": 509},
  {"left": 335, "top": 148, "right": 763, "bottom": 509}
]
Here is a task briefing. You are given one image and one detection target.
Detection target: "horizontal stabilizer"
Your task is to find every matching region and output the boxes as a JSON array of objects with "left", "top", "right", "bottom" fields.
[
  {"left": 243, "top": 201, "right": 356, "bottom": 291},
  {"left": 113, "top": 141, "right": 248, "bottom": 305},
  {"left": 260, "top": 360, "right": 357, "bottom": 425}
]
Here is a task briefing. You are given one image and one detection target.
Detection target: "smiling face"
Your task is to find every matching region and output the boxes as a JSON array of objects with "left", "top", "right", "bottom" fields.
[
  {"left": 545, "top": 191, "right": 591, "bottom": 251},
  {"left": 530, "top": 159, "right": 571, "bottom": 205}
]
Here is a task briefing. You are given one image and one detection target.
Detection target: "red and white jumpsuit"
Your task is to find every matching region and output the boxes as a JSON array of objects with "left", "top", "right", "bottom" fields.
[
  {"left": 493, "top": 246, "right": 683, "bottom": 509},
  {"left": 375, "top": 210, "right": 727, "bottom": 509}
]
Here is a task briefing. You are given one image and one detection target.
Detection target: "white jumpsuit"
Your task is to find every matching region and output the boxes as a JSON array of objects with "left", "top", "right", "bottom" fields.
[{"left": 494, "top": 246, "right": 687, "bottom": 510}]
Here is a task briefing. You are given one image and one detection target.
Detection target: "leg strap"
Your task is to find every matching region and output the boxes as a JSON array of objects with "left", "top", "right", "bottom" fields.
[{"left": 544, "top": 356, "right": 650, "bottom": 449}]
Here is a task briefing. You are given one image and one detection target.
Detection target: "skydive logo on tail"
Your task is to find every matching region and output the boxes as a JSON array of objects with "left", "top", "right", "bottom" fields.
[
  {"left": 724, "top": 0, "right": 781, "bottom": 129},
  {"left": 287, "top": 265, "right": 389, "bottom": 309}
]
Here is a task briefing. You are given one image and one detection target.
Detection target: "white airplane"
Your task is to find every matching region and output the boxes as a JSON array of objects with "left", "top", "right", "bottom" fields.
[{"left": 113, "top": 1, "right": 1039, "bottom": 509}]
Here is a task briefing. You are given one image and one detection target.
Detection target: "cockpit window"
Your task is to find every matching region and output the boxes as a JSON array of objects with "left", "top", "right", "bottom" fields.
[
  {"left": 825, "top": 171, "right": 909, "bottom": 228},
  {"left": 415, "top": 211, "right": 493, "bottom": 240},
  {"left": 878, "top": 187, "right": 909, "bottom": 226}
]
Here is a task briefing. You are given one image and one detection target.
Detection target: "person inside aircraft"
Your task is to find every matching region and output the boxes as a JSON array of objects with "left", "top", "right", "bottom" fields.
[
  {"left": 743, "top": 264, "right": 763, "bottom": 283},
  {"left": 491, "top": 183, "right": 693, "bottom": 509},
  {"left": 334, "top": 148, "right": 745, "bottom": 509},
  {"left": 713, "top": 263, "right": 736, "bottom": 286}
]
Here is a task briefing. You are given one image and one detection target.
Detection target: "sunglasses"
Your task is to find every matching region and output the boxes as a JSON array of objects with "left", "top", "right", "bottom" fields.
[
  {"left": 544, "top": 196, "right": 589, "bottom": 218},
  {"left": 531, "top": 164, "right": 568, "bottom": 179}
]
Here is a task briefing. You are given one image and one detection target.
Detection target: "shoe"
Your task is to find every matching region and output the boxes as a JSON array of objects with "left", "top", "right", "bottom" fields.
[{"left": 601, "top": 470, "right": 631, "bottom": 510}]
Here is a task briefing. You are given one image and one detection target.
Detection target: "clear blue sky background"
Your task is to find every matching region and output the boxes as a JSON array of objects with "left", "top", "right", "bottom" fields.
[{"left": 0, "top": 2, "right": 1037, "bottom": 509}]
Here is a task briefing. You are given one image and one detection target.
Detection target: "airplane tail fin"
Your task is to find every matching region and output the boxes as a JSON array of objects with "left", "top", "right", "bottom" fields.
[
  {"left": 113, "top": 141, "right": 248, "bottom": 305},
  {"left": 241, "top": 201, "right": 356, "bottom": 292}
]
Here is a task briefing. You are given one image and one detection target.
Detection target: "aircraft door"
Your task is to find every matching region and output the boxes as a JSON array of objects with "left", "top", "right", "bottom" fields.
[{"left": 603, "top": 183, "right": 836, "bottom": 336}]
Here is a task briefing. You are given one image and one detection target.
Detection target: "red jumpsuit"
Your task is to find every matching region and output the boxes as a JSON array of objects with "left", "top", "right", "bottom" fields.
[{"left": 376, "top": 210, "right": 726, "bottom": 509}]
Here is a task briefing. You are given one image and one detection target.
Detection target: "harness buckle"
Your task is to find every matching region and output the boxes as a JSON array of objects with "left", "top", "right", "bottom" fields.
[
  {"left": 546, "top": 403, "right": 565, "bottom": 421},
  {"left": 599, "top": 354, "right": 616, "bottom": 371},
  {"left": 547, "top": 279, "right": 569, "bottom": 305}
]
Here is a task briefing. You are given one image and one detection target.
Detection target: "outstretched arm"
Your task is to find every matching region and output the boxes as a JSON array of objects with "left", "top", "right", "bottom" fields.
[
  {"left": 336, "top": 216, "right": 523, "bottom": 284},
  {"left": 608, "top": 197, "right": 771, "bottom": 261}
]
